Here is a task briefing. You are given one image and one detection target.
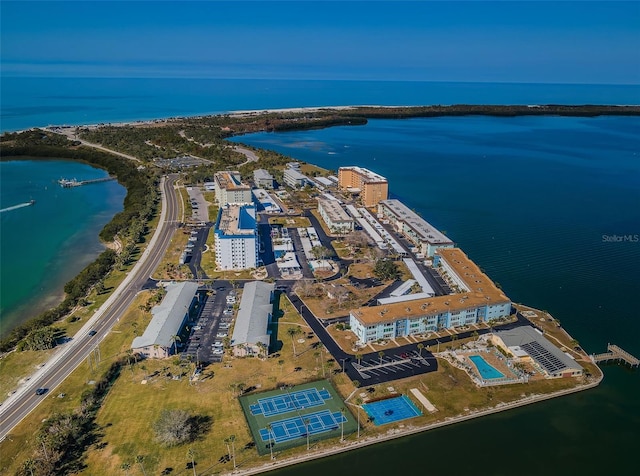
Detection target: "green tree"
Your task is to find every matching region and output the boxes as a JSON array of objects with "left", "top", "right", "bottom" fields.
[
  {"left": 417, "top": 343, "right": 425, "bottom": 357},
  {"left": 136, "top": 455, "right": 147, "bottom": 476},
  {"left": 373, "top": 259, "right": 401, "bottom": 281},
  {"left": 378, "top": 351, "right": 385, "bottom": 365}
]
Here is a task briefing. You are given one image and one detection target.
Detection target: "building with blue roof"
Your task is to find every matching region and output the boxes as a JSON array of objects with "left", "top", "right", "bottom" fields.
[{"left": 214, "top": 204, "right": 258, "bottom": 270}]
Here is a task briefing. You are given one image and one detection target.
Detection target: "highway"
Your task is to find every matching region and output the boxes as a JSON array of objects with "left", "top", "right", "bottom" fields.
[{"left": 0, "top": 174, "right": 181, "bottom": 441}]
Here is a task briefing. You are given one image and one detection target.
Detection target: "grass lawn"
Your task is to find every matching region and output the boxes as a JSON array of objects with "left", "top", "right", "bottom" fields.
[
  {"left": 1, "top": 290, "right": 599, "bottom": 475},
  {"left": 268, "top": 216, "right": 312, "bottom": 228},
  {"left": 152, "top": 227, "right": 193, "bottom": 280}
]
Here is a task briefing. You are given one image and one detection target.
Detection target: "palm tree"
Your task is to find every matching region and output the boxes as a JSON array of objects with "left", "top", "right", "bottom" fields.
[
  {"left": 355, "top": 353, "right": 362, "bottom": 365},
  {"left": 171, "top": 335, "right": 181, "bottom": 355},
  {"left": 187, "top": 448, "right": 196, "bottom": 476},
  {"left": 120, "top": 462, "right": 131, "bottom": 476},
  {"left": 257, "top": 341, "right": 267, "bottom": 360},
  {"left": 229, "top": 434, "right": 237, "bottom": 469},
  {"left": 22, "top": 459, "right": 36, "bottom": 476},
  {"left": 471, "top": 330, "right": 479, "bottom": 339},
  {"left": 304, "top": 418, "right": 311, "bottom": 450},
  {"left": 355, "top": 397, "right": 363, "bottom": 439},
  {"left": 287, "top": 326, "right": 301, "bottom": 355},
  {"left": 266, "top": 423, "right": 275, "bottom": 460},
  {"left": 237, "top": 382, "right": 246, "bottom": 395},
  {"left": 417, "top": 343, "right": 424, "bottom": 357},
  {"left": 278, "top": 359, "right": 285, "bottom": 374},
  {"left": 136, "top": 455, "right": 147, "bottom": 476},
  {"left": 378, "top": 351, "right": 385, "bottom": 365}
]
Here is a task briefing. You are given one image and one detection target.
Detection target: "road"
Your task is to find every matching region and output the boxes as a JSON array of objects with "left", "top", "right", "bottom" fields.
[{"left": 0, "top": 174, "right": 181, "bottom": 441}]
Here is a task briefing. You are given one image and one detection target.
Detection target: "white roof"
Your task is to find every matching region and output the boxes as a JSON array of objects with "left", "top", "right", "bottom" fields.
[
  {"left": 231, "top": 282, "right": 274, "bottom": 348},
  {"left": 132, "top": 282, "right": 199, "bottom": 349},
  {"left": 380, "top": 199, "right": 453, "bottom": 245}
]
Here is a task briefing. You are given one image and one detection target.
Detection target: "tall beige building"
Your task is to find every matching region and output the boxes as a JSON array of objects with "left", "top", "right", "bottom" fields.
[{"left": 338, "top": 166, "right": 388, "bottom": 207}]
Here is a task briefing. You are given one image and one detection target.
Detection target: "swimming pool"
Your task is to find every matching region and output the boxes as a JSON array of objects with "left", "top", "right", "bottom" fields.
[{"left": 469, "top": 355, "right": 505, "bottom": 380}]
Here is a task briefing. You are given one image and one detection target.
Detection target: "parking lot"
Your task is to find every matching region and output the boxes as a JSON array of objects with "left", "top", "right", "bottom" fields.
[
  {"left": 351, "top": 349, "right": 437, "bottom": 383},
  {"left": 183, "top": 286, "right": 237, "bottom": 364}
]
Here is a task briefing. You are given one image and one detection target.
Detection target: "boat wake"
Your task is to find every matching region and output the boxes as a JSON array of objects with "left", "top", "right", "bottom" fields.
[{"left": 0, "top": 200, "right": 35, "bottom": 213}]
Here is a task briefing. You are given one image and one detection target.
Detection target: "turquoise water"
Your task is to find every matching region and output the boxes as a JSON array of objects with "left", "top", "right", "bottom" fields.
[
  {"left": 0, "top": 160, "right": 126, "bottom": 336},
  {"left": 233, "top": 115, "right": 640, "bottom": 474},
  {"left": 2, "top": 77, "right": 639, "bottom": 132},
  {"left": 469, "top": 355, "right": 505, "bottom": 380}
]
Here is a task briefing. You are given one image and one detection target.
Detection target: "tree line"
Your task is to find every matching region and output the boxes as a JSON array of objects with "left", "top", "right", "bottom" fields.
[{"left": 0, "top": 131, "right": 159, "bottom": 352}]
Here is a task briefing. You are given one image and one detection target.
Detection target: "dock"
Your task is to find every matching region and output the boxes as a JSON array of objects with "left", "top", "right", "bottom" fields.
[
  {"left": 58, "top": 177, "right": 116, "bottom": 188},
  {"left": 592, "top": 344, "right": 639, "bottom": 367}
]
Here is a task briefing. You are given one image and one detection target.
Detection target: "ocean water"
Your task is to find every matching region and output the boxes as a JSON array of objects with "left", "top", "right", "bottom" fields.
[
  {"left": 2, "top": 77, "right": 640, "bottom": 132},
  {"left": 231, "top": 115, "right": 640, "bottom": 474},
  {"left": 0, "top": 160, "right": 126, "bottom": 336}
]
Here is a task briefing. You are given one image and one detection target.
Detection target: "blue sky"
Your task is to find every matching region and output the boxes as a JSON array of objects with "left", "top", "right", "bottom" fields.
[{"left": 1, "top": 1, "right": 639, "bottom": 84}]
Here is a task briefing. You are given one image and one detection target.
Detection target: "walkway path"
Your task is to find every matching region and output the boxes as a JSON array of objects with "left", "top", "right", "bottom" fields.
[{"left": 48, "top": 127, "right": 141, "bottom": 163}]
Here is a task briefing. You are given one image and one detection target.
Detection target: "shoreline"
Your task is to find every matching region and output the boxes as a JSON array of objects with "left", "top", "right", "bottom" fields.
[
  {"left": 234, "top": 368, "right": 603, "bottom": 476},
  {"left": 0, "top": 110, "right": 627, "bottom": 473},
  {"left": 6, "top": 103, "right": 637, "bottom": 136}
]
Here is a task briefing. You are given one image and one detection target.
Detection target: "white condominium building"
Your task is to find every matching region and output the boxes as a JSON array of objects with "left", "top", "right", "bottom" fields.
[
  {"left": 214, "top": 171, "right": 253, "bottom": 206},
  {"left": 214, "top": 204, "right": 258, "bottom": 270},
  {"left": 318, "top": 198, "right": 354, "bottom": 234},
  {"left": 378, "top": 199, "right": 454, "bottom": 257},
  {"left": 349, "top": 247, "right": 511, "bottom": 344}
]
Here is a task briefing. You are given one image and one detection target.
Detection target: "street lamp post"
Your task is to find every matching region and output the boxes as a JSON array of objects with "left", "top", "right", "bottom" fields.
[{"left": 340, "top": 358, "right": 347, "bottom": 374}]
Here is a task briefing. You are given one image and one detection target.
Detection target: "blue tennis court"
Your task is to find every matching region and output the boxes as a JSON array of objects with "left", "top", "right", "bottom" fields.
[
  {"left": 258, "top": 409, "right": 347, "bottom": 443},
  {"left": 250, "top": 387, "right": 332, "bottom": 417},
  {"left": 362, "top": 395, "right": 422, "bottom": 426}
]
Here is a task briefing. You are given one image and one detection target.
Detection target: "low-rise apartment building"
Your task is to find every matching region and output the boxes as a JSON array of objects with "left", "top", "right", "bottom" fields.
[
  {"left": 131, "top": 282, "right": 200, "bottom": 358},
  {"left": 318, "top": 198, "right": 354, "bottom": 234},
  {"left": 253, "top": 168, "right": 275, "bottom": 189},
  {"left": 214, "top": 170, "right": 253, "bottom": 206},
  {"left": 349, "top": 248, "right": 511, "bottom": 344},
  {"left": 378, "top": 199, "right": 454, "bottom": 257},
  {"left": 283, "top": 167, "right": 309, "bottom": 188}
]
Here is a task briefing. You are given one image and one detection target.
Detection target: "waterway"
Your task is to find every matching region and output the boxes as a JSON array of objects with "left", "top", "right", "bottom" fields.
[
  {"left": 0, "top": 159, "right": 126, "bottom": 336},
  {"left": 232, "top": 115, "right": 640, "bottom": 474}
]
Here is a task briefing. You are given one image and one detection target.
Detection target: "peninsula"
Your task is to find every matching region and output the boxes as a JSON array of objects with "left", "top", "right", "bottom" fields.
[{"left": 0, "top": 105, "right": 637, "bottom": 475}]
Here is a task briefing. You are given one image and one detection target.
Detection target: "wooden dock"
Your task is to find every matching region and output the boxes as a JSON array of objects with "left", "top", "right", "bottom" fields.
[{"left": 592, "top": 344, "right": 639, "bottom": 367}]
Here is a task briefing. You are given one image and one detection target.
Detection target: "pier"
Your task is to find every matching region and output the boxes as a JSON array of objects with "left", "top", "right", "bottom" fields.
[
  {"left": 592, "top": 344, "right": 639, "bottom": 367},
  {"left": 58, "top": 176, "right": 116, "bottom": 188}
]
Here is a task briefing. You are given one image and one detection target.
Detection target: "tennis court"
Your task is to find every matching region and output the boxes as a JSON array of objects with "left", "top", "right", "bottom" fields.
[
  {"left": 250, "top": 388, "right": 332, "bottom": 417},
  {"left": 362, "top": 395, "right": 422, "bottom": 426},
  {"left": 239, "top": 380, "right": 357, "bottom": 455},
  {"left": 258, "top": 409, "right": 346, "bottom": 443}
]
